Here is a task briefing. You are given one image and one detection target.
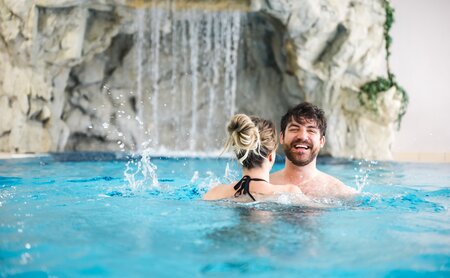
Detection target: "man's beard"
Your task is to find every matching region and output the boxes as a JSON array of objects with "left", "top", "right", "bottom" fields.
[{"left": 282, "top": 140, "right": 319, "bottom": 167}]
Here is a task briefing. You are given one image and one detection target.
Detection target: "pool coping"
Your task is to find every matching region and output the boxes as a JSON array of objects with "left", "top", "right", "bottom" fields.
[
  {"left": 1, "top": 152, "right": 449, "bottom": 163},
  {"left": 0, "top": 153, "right": 50, "bottom": 159}
]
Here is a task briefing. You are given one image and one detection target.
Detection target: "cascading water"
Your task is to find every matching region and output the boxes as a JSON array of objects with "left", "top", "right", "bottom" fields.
[
  {"left": 149, "top": 5, "right": 162, "bottom": 147},
  {"left": 187, "top": 10, "right": 200, "bottom": 150},
  {"left": 125, "top": 4, "right": 243, "bottom": 190},
  {"left": 134, "top": 9, "right": 145, "bottom": 133},
  {"left": 132, "top": 5, "right": 242, "bottom": 154}
]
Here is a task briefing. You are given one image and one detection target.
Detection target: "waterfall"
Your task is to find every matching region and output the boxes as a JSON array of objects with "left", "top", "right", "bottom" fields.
[
  {"left": 134, "top": 9, "right": 145, "bottom": 131},
  {"left": 133, "top": 6, "right": 243, "bottom": 155},
  {"left": 170, "top": 1, "right": 179, "bottom": 149},
  {"left": 188, "top": 11, "right": 199, "bottom": 151},
  {"left": 205, "top": 13, "right": 217, "bottom": 142},
  {"left": 229, "top": 12, "right": 241, "bottom": 117},
  {"left": 150, "top": 7, "right": 162, "bottom": 146}
]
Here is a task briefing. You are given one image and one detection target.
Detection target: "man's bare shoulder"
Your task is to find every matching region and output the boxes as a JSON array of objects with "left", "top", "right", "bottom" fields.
[
  {"left": 317, "top": 171, "right": 357, "bottom": 196},
  {"left": 317, "top": 171, "right": 344, "bottom": 186},
  {"left": 269, "top": 170, "right": 286, "bottom": 185}
]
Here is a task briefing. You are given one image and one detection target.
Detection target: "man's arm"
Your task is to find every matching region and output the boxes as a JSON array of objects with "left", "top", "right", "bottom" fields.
[{"left": 327, "top": 174, "right": 358, "bottom": 197}]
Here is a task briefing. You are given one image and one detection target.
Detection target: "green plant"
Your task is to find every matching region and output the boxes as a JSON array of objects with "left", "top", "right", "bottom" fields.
[
  {"left": 358, "top": 77, "right": 393, "bottom": 110},
  {"left": 358, "top": 0, "right": 408, "bottom": 128},
  {"left": 384, "top": 0, "right": 394, "bottom": 57}
]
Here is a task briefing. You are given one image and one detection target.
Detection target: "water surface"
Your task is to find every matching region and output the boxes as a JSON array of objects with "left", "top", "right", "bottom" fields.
[{"left": 1, "top": 154, "right": 449, "bottom": 277}]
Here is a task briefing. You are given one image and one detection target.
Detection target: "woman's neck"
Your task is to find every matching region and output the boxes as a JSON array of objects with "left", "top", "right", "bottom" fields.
[{"left": 242, "top": 167, "right": 270, "bottom": 182}]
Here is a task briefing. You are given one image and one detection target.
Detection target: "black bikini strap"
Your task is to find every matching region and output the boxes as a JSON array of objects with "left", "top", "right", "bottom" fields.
[
  {"left": 249, "top": 178, "right": 267, "bottom": 182},
  {"left": 233, "top": 175, "right": 268, "bottom": 201}
]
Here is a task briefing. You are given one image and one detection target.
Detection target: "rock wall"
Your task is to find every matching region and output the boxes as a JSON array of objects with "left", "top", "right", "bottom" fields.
[
  {"left": 0, "top": 0, "right": 404, "bottom": 159},
  {"left": 255, "top": 0, "right": 405, "bottom": 159}
]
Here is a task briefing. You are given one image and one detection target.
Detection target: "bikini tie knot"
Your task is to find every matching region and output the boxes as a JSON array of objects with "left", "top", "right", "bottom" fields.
[{"left": 233, "top": 175, "right": 267, "bottom": 201}]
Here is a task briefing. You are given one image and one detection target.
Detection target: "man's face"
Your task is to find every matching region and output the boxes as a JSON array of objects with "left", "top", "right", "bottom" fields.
[{"left": 280, "top": 118, "right": 325, "bottom": 167}]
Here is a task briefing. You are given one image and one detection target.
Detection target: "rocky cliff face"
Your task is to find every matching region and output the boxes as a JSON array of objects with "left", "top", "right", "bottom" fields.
[{"left": 0, "top": 0, "right": 404, "bottom": 159}]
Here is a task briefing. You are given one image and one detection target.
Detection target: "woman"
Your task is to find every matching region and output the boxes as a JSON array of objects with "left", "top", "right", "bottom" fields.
[{"left": 203, "top": 114, "right": 301, "bottom": 201}]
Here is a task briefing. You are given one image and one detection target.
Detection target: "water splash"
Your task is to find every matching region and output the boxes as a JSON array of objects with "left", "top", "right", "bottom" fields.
[
  {"left": 224, "top": 162, "right": 239, "bottom": 183},
  {"left": 123, "top": 7, "right": 244, "bottom": 189},
  {"left": 354, "top": 160, "right": 379, "bottom": 193},
  {"left": 194, "top": 171, "right": 223, "bottom": 191},
  {"left": 124, "top": 149, "right": 159, "bottom": 191}
]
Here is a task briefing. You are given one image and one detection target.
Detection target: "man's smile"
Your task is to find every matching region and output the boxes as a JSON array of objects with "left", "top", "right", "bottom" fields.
[
  {"left": 294, "top": 144, "right": 310, "bottom": 150},
  {"left": 291, "top": 141, "right": 312, "bottom": 151}
]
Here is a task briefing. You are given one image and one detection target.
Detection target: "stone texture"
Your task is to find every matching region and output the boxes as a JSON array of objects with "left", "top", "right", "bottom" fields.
[
  {"left": 9, "top": 121, "right": 52, "bottom": 153},
  {"left": 257, "top": 0, "right": 403, "bottom": 159},
  {"left": 0, "top": 0, "right": 405, "bottom": 159},
  {"left": 0, "top": 96, "right": 13, "bottom": 135}
]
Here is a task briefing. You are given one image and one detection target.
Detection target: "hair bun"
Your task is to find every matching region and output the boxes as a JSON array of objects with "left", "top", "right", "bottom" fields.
[{"left": 225, "top": 114, "right": 261, "bottom": 164}]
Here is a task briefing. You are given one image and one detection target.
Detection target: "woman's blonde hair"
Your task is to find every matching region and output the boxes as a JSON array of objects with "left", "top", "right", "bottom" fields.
[{"left": 223, "top": 114, "right": 277, "bottom": 169}]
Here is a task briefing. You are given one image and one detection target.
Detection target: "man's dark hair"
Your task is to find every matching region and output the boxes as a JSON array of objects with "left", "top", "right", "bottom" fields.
[{"left": 280, "top": 102, "right": 327, "bottom": 137}]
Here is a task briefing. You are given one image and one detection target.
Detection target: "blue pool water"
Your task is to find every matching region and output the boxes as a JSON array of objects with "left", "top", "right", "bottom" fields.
[{"left": 1, "top": 153, "right": 449, "bottom": 277}]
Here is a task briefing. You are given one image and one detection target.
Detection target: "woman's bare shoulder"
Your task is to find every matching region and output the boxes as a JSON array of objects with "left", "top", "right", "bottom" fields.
[{"left": 203, "top": 183, "right": 235, "bottom": 201}]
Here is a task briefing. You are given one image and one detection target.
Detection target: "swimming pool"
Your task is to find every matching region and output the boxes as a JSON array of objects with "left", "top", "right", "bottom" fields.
[{"left": 1, "top": 153, "right": 449, "bottom": 277}]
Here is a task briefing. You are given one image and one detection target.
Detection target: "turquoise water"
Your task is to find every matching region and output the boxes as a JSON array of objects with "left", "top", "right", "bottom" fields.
[{"left": 1, "top": 153, "right": 449, "bottom": 277}]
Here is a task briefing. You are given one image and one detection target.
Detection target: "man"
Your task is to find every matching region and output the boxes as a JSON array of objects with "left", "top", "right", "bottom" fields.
[{"left": 270, "top": 102, "right": 356, "bottom": 198}]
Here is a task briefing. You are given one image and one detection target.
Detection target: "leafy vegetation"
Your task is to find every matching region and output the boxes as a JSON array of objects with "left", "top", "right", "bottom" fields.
[{"left": 359, "top": 0, "right": 408, "bottom": 127}]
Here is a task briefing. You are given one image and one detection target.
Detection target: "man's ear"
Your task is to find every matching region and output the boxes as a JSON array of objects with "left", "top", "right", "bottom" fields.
[
  {"left": 320, "top": 136, "right": 326, "bottom": 148},
  {"left": 280, "top": 132, "right": 285, "bottom": 144}
]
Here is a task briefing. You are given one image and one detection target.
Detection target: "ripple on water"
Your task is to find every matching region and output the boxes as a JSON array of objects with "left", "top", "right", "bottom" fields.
[
  {"left": 0, "top": 176, "right": 22, "bottom": 188},
  {"left": 66, "top": 176, "right": 119, "bottom": 183},
  {"left": 356, "top": 191, "right": 446, "bottom": 212},
  {"left": 201, "top": 259, "right": 276, "bottom": 274}
]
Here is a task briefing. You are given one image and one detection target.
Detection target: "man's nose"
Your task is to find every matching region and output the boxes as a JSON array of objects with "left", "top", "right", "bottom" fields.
[{"left": 296, "top": 127, "right": 308, "bottom": 140}]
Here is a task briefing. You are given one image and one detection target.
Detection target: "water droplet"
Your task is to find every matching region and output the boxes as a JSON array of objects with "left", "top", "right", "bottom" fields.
[{"left": 20, "top": 252, "right": 31, "bottom": 264}]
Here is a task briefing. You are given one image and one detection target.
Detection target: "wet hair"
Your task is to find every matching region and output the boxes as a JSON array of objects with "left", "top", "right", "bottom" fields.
[
  {"left": 280, "top": 102, "right": 327, "bottom": 136},
  {"left": 224, "top": 114, "right": 277, "bottom": 169}
]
